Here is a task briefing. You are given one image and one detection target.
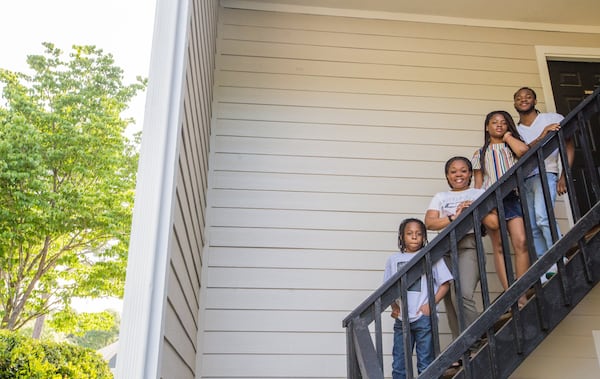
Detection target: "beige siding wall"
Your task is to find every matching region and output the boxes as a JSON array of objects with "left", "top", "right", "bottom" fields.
[
  {"left": 512, "top": 284, "right": 600, "bottom": 379},
  {"left": 162, "top": 0, "right": 219, "bottom": 378},
  {"left": 200, "top": 6, "right": 600, "bottom": 378}
]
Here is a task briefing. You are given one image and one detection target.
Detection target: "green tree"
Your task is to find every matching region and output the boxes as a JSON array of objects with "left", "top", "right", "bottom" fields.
[
  {"left": 0, "top": 43, "right": 145, "bottom": 331},
  {"left": 60, "top": 309, "right": 120, "bottom": 350}
]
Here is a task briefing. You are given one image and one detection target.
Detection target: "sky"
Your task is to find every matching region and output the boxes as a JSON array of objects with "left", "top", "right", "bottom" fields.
[
  {"left": 0, "top": 0, "right": 157, "bottom": 312},
  {"left": 0, "top": 0, "right": 156, "bottom": 135}
]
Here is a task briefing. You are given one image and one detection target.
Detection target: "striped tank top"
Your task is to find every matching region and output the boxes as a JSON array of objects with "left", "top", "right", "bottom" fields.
[{"left": 471, "top": 143, "right": 518, "bottom": 190}]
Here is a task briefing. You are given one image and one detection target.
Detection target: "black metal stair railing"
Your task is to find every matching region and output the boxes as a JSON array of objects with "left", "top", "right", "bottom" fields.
[
  {"left": 427, "top": 202, "right": 600, "bottom": 379},
  {"left": 343, "top": 87, "right": 600, "bottom": 379}
]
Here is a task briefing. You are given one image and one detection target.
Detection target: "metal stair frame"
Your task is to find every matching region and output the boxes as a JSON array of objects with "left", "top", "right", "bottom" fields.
[{"left": 343, "top": 87, "right": 600, "bottom": 379}]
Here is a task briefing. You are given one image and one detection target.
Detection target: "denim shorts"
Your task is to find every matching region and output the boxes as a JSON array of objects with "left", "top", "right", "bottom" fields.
[{"left": 503, "top": 190, "right": 523, "bottom": 220}]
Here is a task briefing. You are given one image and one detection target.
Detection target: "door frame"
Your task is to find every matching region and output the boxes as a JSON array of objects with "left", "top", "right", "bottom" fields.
[{"left": 534, "top": 46, "right": 600, "bottom": 227}]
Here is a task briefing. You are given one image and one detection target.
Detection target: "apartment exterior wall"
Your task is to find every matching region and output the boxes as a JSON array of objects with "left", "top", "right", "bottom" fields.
[{"left": 200, "top": 6, "right": 600, "bottom": 378}]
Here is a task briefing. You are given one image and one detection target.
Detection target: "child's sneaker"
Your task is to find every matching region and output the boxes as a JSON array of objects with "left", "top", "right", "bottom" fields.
[
  {"left": 544, "top": 258, "right": 568, "bottom": 281},
  {"left": 545, "top": 263, "right": 558, "bottom": 280}
]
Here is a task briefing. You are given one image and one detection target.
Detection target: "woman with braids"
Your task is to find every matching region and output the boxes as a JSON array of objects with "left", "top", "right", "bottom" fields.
[
  {"left": 425, "top": 156, "right": 499, "bottom": 343},
  {"left": 472, "top": 110, "right": 530, "bottom": 308},
  {"left": 383, "top": 218, "right": 452, "bottom": 379}
]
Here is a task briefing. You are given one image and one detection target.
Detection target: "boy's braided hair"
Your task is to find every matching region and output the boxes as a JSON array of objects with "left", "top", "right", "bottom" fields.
[{"left": 397, "top": 218, "right": 428, "bottom": 252}]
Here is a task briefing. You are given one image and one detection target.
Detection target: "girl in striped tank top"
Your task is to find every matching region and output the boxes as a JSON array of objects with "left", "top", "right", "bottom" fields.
[{"left": 472, "top": 110, "right": 530, "bottom": 308}]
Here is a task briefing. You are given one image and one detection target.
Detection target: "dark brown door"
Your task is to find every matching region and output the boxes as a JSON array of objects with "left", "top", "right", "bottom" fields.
[{"left": 547, "top": 60, "right": 600, "bottom": 216}]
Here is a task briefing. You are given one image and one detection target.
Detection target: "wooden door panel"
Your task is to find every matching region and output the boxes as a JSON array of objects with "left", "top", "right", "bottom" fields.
[{"left": 548, "top": 60, "right": 600, "bottom": 215}]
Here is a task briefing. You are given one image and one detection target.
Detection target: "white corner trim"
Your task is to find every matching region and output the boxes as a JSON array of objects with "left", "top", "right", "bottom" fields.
[
  {"left": 221, "top": 0, "right": 600, "bottom": 34},
  {"left": 116, "top": 0, "right": 191, "bottom": 378},
  {"left": 594, "top": 331, "right": 600, "bottom": 367}
]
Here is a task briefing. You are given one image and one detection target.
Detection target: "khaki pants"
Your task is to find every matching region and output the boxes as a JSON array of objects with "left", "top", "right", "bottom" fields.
[{"left": 443, "top": 234, "right": 481, "bottom": 339}]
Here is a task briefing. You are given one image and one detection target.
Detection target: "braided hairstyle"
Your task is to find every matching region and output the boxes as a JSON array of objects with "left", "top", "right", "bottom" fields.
[
  {"left": 478, "top": 110, "right": 525, "bottom": 178},
  {"left": 444, "top": 156, "right": 473, "bottom": 188},
  {"left": 397, "top": 218, "right": 428, "bottom": 252}
]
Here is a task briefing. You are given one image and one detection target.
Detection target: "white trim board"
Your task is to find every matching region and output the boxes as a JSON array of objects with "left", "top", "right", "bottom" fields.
[
  {"left": 221, "top": 0, "right": 600, "bottom": 34},
  {"left": 116, "top": 0, "right": 191, "bottom": 377},
  {"left": 594, "top": 330, "right": 600, "bottom": 366}
]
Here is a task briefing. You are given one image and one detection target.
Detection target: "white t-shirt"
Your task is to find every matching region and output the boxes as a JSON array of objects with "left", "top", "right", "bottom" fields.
[
  {"left": 517, "top": 112, "right": 564, "bottom": 175},
  {"left": 427, "top": 188, "right": 485, "bottom": 218},
  {"left": 383, "top": 251, "right": 453, "bottom": 323}
]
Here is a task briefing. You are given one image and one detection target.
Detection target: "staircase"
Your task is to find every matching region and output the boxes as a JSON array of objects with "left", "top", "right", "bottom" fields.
[{"left": 343, "top": 88, "right": 600, "bottom": 379}]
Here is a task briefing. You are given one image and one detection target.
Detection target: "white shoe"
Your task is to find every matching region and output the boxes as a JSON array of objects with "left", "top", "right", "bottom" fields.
[
  {"left": 546, "top": 263, "right": 558, "bottom": 277},
  {"left": 541, "top": 257, "right": 568, "bottom": 284}
]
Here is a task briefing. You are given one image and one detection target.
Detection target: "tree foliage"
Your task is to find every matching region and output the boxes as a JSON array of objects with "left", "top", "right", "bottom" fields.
[
  {"left": 0, "top": 43, "right": 145, "bottom": 330},
  {"left": 60, "top": 309, "right": 120, "bottom": 350}
]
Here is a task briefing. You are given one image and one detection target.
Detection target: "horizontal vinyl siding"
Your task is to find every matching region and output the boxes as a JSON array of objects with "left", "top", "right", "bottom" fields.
[
  {"left": 200, "top": 7, "right": 600, "bottom": 379},
  {"left": 511, "top": 284, "right": 600, "bottom": 379},
  {"left": 162, "top": 0, "right": 219, "bottom": 378}
]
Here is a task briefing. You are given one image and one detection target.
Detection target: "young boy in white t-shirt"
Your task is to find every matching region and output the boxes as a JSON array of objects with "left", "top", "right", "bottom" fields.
[{"left": 383, "top": 218, "right": 452, "bottom": 379}]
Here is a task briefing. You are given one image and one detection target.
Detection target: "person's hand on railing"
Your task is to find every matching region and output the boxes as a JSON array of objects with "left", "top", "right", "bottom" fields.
[
  {"left": 526, "top": 123, "right": 560, "bottom": 148},
  {"left": 544, "top": 123, "right": 561, "bottom": 134},
  {"left": 455, "top": 200, "right": 472, "bottom": 217}
]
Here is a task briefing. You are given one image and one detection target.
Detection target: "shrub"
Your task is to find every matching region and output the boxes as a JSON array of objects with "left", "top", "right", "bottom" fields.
[{"left": 0, "top": 331, "right": 112, "bottom": 379}]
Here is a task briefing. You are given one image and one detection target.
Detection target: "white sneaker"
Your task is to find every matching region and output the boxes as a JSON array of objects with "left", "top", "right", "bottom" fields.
[
  {"left": 540, "top": 257, "right": 568, "bottom": 284},
  {"left": 545, "top": 263, "right": 559, "bottom": 279}
]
